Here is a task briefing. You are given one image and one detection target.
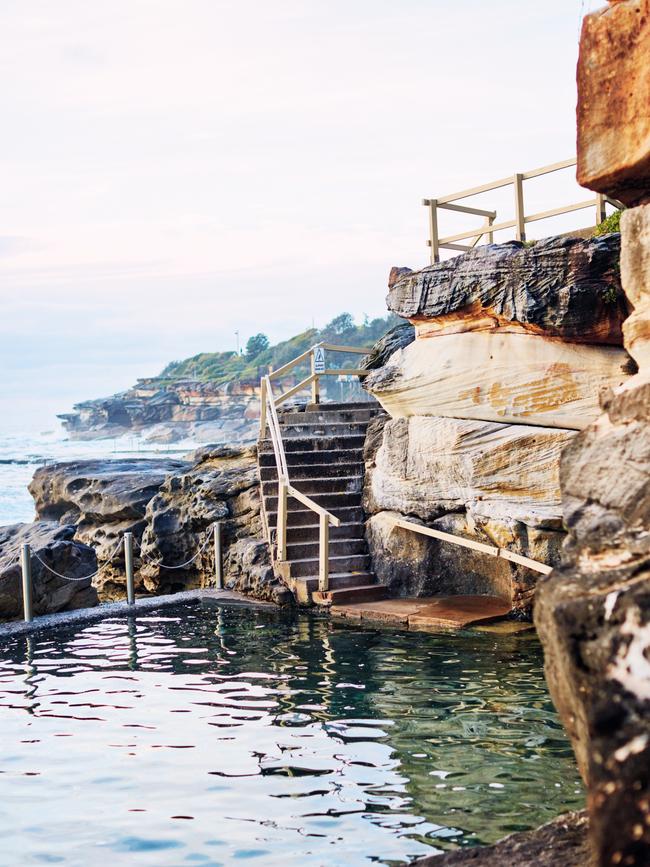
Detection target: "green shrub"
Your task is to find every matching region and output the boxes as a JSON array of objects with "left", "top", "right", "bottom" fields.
[{"left": 594, "top": 210, "right": 622, "bottom": 236}]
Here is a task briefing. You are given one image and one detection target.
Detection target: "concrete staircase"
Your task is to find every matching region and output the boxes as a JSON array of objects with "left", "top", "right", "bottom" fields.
[{"left": 259, "top": 401, "right": 387, "bottom": 606}]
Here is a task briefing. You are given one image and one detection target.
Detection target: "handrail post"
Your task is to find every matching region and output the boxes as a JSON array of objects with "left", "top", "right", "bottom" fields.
[
  {"left": 124, "top": 532, "right": 135, "bottom": 605},
  {"left": 259, "top": 377, "right": 267, "bottom": 440},
  {"left": 20, "top": 543, "right": 33, "bottom": 623},
  {"left": 277, "top": 480, "right": 288, "bottom": 561},
  {"left": 428, "top": 198, "right": 440, "bottom": 264},
  {"left": 318, "top": 513, "right": 330, "bottom": 593},
  {"left": 596, "top": 193, "right": 607, "bottom": 225},
  {"left": 486, "top": 214, "right": 495, "bottom": 245},
  {"left": 213, "top": 522, "right": 223, "bottom": 589},
  {"left": 310, "top": 349, "right": 320, "bottom": 405},
  {"left": 514, "top": 173, "right": 526, "bottom": 242}
]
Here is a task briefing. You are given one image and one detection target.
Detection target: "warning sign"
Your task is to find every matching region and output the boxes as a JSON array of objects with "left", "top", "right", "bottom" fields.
[{"left": 313, "top": 347, "right": 326, "bottom": 374}]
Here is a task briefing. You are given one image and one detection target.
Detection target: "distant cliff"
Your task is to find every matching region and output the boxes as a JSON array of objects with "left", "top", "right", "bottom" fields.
[{"left": 59, "top": 312, "right": 401, "bottom": 444}]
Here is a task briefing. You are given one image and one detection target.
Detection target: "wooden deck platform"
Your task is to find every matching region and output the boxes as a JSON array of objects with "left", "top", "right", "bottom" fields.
[{"left": 331, "top": 594, "right": 513, "bottom": 630}]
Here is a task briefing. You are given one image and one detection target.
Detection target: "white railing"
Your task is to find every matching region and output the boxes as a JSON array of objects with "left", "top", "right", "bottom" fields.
[
  {"left": 259, "top": 342, "right": 371, "bottom": 594},
  {"left": 393, "top": 517, "right": 552, "bottom": 575},
  {"left": 422, "top": 157, "right": 623, "bottom": 264}
]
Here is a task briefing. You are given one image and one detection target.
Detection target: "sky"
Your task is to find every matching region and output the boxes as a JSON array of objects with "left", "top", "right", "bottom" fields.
[{"left": 0, "top": 0, "right": 605, "bottom": 430}]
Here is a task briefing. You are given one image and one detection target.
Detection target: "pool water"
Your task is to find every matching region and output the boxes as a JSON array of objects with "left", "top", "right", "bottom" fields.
[{"left": 0, "top": 602, "right": 583, "bottom": 866}]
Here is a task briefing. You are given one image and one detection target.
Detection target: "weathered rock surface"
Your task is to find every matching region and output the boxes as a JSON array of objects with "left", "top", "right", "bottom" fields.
[
  {"left": 139, "top": 445, "right": 290, "bottom": 604},
  {"left": 0, "top": 522, "right": 98, "bottom": 620},
  {"left": 29, "top": 458, "right": 189, "bottom": 599},
  {"left": 535, "top": 208, "right": 650, "bottom": 865},
  {"left": 365, "top": 416, "right": 573, "bottom": 524},
  {"left": 622, "top": 204, "right": 650, "bottom": 372},
  {"left": 387, "top": 236, "right": 626, "bottom": 344},
  {"left": 59, "top": 379, "right": 260, "bottom": 445},
  {"left": 361, "top": 322, "right": 415, "bottom": 370},
  {"left": 363, "top": 417, "right": 566, "bottom": 614},
  {"left": 577, "top": 0, "right": 650, "bottom": 207},
  {"left": 414, "top": 811, "right": 591, "bottom": 867},
  {"left": 364, "top": 332, "right": 631, "bottom": 430}
]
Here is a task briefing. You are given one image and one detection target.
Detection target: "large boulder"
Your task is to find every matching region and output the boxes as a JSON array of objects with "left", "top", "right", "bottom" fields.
[
  {"left": 535, "top": 206, "right": 650, "bottom": 865},
  {"left": 387, "top": 236, "right": 626, "bottom": 344},
  {"left": 139, "top": 445, "right": 289, "bottom": 604},
  {"left": 0, "top": 522, "right": 97, "bottom": 620},
  {"left": 577, "top": 0, "right": 650, "bottom": 207},
  {"left": 622, "top": 204, "right": 650, "bottom": 371},
  {"left": 29, "top": 458, "right": 189, "bottom": 599},
  {"left": 364, "top": 332, "right": 631, "bottom": 431}
]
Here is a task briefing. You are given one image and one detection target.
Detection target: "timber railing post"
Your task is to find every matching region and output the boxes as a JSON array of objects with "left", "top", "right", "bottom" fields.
[
  {"left": 425, "top": 198, "right": 440, "bottom": 264},
  {"left": 124, "top": 532, "right": 135, "bottom": 605},
  {"left": 213, "top": 522, "right": 223, "bottom": 589},
  {"left": 277, "top": 480, "right": 288, "bottom": 561},
  {"left": 596, "top": 193, "right": 607, "bottom": 225},
  {"left": 310, "top": 349, "right": 320, "bottom": 405},
  {"left": 514, "top": 173, "right": 526, "bottom": 242},
  {"left": 259, "top": 377, "right": 267, "bottom": 440},
  {"left": 318, "top": 512, "right": 330, "bottom": 593},
  {"left": 20, "top": 543, "right": 33, "bottom": 623}
]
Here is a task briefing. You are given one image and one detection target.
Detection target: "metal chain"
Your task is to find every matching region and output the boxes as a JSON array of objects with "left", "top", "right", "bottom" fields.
[
  {"left": 30, "top": 537, "right": 124, "bottom": 583},
  {"left": 135, "top": 529, "right": 214, "bottom": 571}
]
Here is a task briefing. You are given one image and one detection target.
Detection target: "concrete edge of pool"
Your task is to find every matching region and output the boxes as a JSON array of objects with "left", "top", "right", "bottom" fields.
[{"left": 0, "top": 589, "right": 277, "bottom": 640}]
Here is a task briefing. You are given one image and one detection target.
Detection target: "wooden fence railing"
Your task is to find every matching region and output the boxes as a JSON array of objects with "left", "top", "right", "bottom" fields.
[
  {"left": 259, "top": 342, "right": 371, "bottom": 593},
  {"left": 422, "top": 157, "right": 623, "bottom": 264}
]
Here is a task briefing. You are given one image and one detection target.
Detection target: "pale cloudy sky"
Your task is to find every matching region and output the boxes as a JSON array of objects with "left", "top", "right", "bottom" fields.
[{"left": 0, "top": 0, "right": 602, "bottom": 428}]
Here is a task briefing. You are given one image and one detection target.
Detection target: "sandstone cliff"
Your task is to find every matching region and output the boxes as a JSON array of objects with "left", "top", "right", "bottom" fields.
[{"left": 363, "top": 234, "right": 630, "bottom": 617}]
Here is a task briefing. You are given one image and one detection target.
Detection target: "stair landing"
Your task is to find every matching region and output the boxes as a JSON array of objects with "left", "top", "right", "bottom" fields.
[{"left": 330, "top": 595, "right": 512, "bottom": 630}]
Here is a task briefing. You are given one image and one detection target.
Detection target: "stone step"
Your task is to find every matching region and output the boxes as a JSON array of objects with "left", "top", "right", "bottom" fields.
[
  {"left": 285, "top": 538, "right": 367, "bottom": 560},
  {"left": 294, "top": 571, "right": 377, "bottom": 594},
  {"left": 287, "top": 553, "right": 370, "bottom": 578},
  {"left": 258, "top": 448, "right": 363, "bottom": 468},
  {"left": 304, "top": 401, "right": 378, "bottom": 412},
  {"left": 263, "top": 475, "right": 362, "bottom": 498},
  {"left": 258, "top": 435, "right": 366, "bottom": 454},
  {"left": 285, "top": 521, "right": 365, "bottom": 543},
  {"left": 280, "top": 422, "right": 370, "bottom": 438},
  {"left": 266, "top": 506, "right": 365, "bottom": 529},
  {"left": 259, "top": 462, "right": 362, "bottom": 482},
  {"left": 264, "top": 490, "right": 363, "bottom": 513},
  {"left": 313, "top": 584, "right": 387, "bottom": 606},
  {"left": 278, "top": 408, "right": 379, "bottom": 425}
]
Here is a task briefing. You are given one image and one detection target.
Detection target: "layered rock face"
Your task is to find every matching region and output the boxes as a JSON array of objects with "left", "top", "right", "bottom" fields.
[
  {"left": 0, "top": 522, "right": 97, "bottom": 619},
  {"left": 364, "top": 235, "right": 630, "bottom": 616},
  {"left": 535, "top": 206, "right": 650, "bottom": 867},
  {"left": 534, "top": 6, "right": 650, "bottom": 864},
  {"left": 59, "top": 379, "right": 260, "bottom": 445},
  {"left": 27, "top": 448, "right": 286, "bottom": 605}
]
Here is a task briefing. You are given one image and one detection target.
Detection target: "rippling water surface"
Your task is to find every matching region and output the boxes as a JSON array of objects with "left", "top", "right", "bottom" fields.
[{"left": 0, "top": 603, "right": 583, "bottom": 866}]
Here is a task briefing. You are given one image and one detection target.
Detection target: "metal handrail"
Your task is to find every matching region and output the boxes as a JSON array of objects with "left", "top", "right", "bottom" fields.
[
  {"left": 261, "top": 374, "right": 341, "bottom": 592},
  {"left": 422, "top": 156, "right": 624, "bottom": 264}
]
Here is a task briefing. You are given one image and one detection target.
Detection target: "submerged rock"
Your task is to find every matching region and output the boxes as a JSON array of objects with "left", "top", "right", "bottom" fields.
[
  {"left": 0, "top": 522, "right": 97, "bottom": 620},
  {"left": 414, "top": 811, "right": 590, "bottom": 866},
  {"left": 387, "top": 236, "right": 626, "bottom": 344}
]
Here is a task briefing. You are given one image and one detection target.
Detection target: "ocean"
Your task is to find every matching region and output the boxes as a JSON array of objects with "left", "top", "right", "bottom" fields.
[{"left": 0, "top": 426, "right": 196, "bottom": 528}]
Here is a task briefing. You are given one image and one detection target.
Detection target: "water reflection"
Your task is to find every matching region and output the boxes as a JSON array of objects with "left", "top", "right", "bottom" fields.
[{"left": 0, "top": 602, "right": 583, "bottom": 866}]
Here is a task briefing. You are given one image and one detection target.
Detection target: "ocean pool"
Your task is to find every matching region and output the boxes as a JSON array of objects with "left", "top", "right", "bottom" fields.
[{"left": 0, "top": 602, "right": 583, "bottom": 866}]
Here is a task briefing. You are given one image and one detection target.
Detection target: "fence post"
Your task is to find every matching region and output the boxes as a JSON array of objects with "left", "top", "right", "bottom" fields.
[
  {"left": 124, "top": 532, "right": 135, "bottom": 605},
  {"left": 277, "top": 480, "right": 288, "bottom": 561},
  {"left": 20, "top": 543, "right": 33, "bottom": 623},
  {"left": 259, "top": 377, "right": 267, "bottom": 440},
  {"left": 596, "top": 193, "right": 607, "bottom": 225},
  {"left": 310, "top": 350, "right": 320, "bottom": 405},
  {"left": 514, "top": 173, "right": 526, "bottom": 241},
  {"left": 486, "top": 214, "right": 495, "bottom": 245},
  {"left": 425, "top": 199, "right": 440, "bottom": 264},
  {"left": 318, "top": 513, "right": 330, "bottom": 593},
  {"left": 213, "top": 522, "right": 223, "bottom": 589}
]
